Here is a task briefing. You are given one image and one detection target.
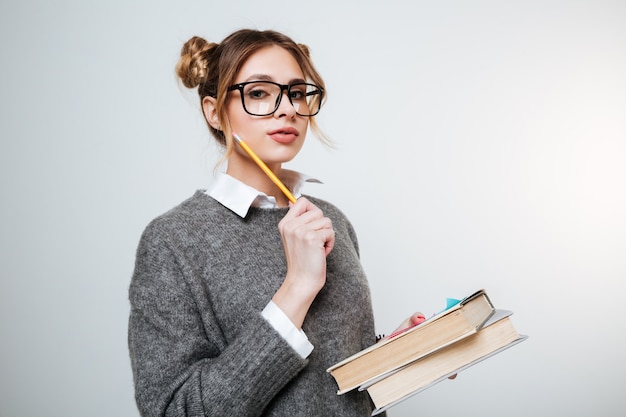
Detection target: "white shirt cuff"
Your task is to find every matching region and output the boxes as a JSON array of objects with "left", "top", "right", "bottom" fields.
[{"left": 261, "top": 301, "right": 314, "bottom": 359}]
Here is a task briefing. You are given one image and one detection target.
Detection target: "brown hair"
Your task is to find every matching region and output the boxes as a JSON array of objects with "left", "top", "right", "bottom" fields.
[{"left": 176, "top": 29, "right": 329, "bottom": 157}]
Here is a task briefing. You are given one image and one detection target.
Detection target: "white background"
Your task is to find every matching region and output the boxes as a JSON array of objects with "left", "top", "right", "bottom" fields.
[{"left": 1, "top": 1, "right": 625, "bottom": 416}]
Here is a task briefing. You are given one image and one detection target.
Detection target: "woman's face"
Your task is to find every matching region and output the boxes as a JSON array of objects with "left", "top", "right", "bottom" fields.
[{"left": 225, "top": 45, "right": 309, "bottom": 168}]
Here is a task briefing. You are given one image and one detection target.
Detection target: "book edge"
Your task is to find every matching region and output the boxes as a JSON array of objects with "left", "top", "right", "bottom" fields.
[
  {"left": 370, "top": 334, "right": 529, "bottom": 415},
  {"left": 336, "top": 328, "right": 482, "bottom": 394}
]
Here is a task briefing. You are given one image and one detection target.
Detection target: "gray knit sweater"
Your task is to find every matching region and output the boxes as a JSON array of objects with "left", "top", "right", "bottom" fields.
[{"left": 128, "top": 191, "right": 382, "bottom": 417}]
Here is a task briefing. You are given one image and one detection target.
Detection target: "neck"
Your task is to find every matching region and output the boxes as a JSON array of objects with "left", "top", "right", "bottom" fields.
[{"left": 226, "top": 158, "right": 291, "bottom": 208}]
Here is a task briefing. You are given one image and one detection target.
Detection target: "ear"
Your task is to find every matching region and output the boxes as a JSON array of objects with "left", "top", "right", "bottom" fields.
[{"left": 202, "top": 96, "right": 222, "bottom": 130}]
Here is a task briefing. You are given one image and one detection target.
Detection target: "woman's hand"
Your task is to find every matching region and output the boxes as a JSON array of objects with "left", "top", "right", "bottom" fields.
[
  {"left": 393, "top": 312, "right": 427, "bottom": 334},
  {"left": 272, "top": 197, "right": 335, "bottom": 328},
  {"left": 382, "top": 312, "right": 426, "bottom": 341}
]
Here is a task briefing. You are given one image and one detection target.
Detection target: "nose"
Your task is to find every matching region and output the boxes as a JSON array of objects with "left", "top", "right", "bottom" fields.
[{"left": 274, "top": 88, "right": 297, "bottom": 118}]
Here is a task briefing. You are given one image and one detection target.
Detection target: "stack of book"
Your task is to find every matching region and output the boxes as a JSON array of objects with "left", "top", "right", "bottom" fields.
[{"left": 327, "top": 289, "right": 527, "bottom": 415}]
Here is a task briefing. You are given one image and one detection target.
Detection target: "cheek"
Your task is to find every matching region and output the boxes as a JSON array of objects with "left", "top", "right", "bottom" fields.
[
  {"left": 295, "top": 133, "right": 307, "bottom": 150},
  {"left": 224, "top": 102, "right": 251, "bottom": 134}
]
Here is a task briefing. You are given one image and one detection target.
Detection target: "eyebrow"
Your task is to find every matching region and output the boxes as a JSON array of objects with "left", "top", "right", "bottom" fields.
[{"left": 241, "top": 74, "right": 307, "bottom": 84}]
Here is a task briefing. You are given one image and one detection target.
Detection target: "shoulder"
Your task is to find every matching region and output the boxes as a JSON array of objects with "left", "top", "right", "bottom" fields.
[
  {"left": 139, "top": 191, "right": 228, "bottom": 244},
  {"left": 131, "top": 191, "right": 230, "bottom": 286},
  {"left": 157, "top": 190, "right": 222, "bottom": 221}
]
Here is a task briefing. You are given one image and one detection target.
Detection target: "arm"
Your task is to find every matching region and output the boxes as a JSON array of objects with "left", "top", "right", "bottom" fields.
[{"left": 128, "top": 223, "right": 308, "bottom": 417}]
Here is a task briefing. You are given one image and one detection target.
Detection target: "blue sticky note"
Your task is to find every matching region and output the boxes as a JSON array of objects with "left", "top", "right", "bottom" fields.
[{"left": 445, "top": 298, "right": 462, "bottom": 310}]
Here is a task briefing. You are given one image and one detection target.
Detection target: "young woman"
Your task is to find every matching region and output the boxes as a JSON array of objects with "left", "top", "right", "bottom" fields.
[{"left": 128, "top": 29, "right": 395, "bottom": 417}]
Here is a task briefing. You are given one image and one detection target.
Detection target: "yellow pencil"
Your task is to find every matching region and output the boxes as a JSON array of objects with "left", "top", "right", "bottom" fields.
[{"left": 233, "top": 133, "right": 297, "bottom": 204}]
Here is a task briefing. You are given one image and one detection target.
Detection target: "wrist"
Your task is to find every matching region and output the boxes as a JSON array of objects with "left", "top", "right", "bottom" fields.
[{"left": 272, "top": 277, "right": 321, "bottom": 329}]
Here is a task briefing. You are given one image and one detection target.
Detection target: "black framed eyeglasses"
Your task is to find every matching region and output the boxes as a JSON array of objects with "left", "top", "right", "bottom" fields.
[{"left": 227, "top": 81, "right": 324, "bottom": 117}]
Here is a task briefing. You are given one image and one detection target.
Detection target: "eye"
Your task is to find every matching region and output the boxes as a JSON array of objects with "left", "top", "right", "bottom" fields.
[
  {"left": 243, "top": 83, "right": 274, "bottom": 100},
  {"left": 247, "top": 88, "right": 270, "bottom": 100},
  {"left": 289, "top": 86, "right": 306, "bottom": 101}
]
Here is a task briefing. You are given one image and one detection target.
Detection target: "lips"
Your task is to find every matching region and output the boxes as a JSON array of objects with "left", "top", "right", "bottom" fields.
[{"left": 268, "top": 127, "right": 299, "bottom": 144}]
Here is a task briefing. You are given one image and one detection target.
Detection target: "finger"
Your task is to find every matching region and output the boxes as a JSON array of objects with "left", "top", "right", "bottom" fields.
[
  {"left": 280, "top": 199, "right": 322, "bottom": 231},
  {"left": 389, "top": 312, "right": 426, "bottom": 337},
  {"left": 292, "top": 220, "right": 334, "bottom": 250},
  {"left": 410, "top": 312, "right": 426, "bottom": 326},
  {"left": 321, "top": 227, "right": 335, "bottom": 256},
  {"left": 286, "top": 197, "right": 319, "bottom": 217},
  {"left": 304, "top": 215, "right": 333, "bottom": 232},
  {"left": 299, "top": 216, "right": 334, "bottom": 255}
]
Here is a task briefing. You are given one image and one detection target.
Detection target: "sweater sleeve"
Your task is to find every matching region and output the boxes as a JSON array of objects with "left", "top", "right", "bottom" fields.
[{"left": 128, "top": 222, "right": 308, "bottom": 417}]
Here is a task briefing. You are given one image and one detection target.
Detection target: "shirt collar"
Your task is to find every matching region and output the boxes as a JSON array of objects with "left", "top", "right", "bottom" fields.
[{"left": 205, "top": 170, "right": 322, "bottom": 218}]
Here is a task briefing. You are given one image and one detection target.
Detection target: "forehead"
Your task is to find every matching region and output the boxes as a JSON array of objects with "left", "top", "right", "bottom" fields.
[{"left": 235, "top": 45, "right": 305, "bottom": 83}]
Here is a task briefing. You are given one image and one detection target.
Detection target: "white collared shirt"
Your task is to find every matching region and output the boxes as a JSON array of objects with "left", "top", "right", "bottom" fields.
[
  {"left": 206, "top": 170, "right": 321, "bottom": 217},
  {"left": 205, "top": 171, "right": 322, "bottom": 358}
]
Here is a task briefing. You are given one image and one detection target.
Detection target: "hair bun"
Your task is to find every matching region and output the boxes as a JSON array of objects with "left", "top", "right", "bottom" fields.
[{"left": 176, "top": 36, "right": 217, "bottom": 88}]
